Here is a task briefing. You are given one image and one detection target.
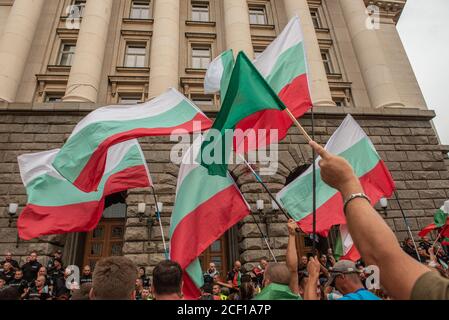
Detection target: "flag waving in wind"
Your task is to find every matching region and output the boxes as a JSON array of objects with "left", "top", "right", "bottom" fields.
[
  {"left": 170, "top": 137, "right": 250, "bottom": 299},
  {"left": 52, "top": 88, "right": 212, "bottom": 193},
  {"left": 277, "top": 115, "right": 395, "bottom": 235},
  {"left": 334, "top": 225, "right": 361, "bottom": 262},
  {"left": 204, "top": 16, "right": 312, "bottom": 151},
  {"left": 18, "top": 140, "right": 152, "bottom": 240}
]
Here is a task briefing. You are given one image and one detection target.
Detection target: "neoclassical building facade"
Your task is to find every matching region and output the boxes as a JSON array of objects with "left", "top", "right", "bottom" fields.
[{"left": 0, "top": 0, "right": 448, "bottom": 275}]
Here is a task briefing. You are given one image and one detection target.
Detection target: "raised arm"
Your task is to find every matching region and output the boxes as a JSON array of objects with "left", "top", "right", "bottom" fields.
[
  {"left": 286, "top": 219, "right": 299, "bottom": 294},
  {"left": 309, "top": 141, "right": 430, "bottom": 300}
]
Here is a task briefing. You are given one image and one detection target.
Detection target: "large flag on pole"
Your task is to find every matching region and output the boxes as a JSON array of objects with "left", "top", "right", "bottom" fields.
[
  {"left": 52, "top": 88, "right": 212, "bottom": 193},
  {"left": 277, "top": 115, "right": 395, "bottom": 235},
  {"left": 18, "top": 140, "right": 152, "bottom": 240},
  {"left": 200, "top": 51, "right": 287, "bottom": 177},
  {"left": 334, "top": 225, "right": 361, "bottom": 262},
  {"left": 170, "top": 137, "right": 250, "bottom": 299},
  {"left": 204, "top": 16, "right": 312, "bottom": 151}
]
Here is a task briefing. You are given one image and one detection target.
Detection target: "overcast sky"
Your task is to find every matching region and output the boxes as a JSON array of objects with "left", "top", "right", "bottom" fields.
[{"left": 397, "top": 0, "right": 449, "bottom": 144}]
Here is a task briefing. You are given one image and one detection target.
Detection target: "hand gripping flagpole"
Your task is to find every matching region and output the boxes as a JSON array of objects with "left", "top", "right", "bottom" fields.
[
  {"left": 394, "top": 190, "right": 421, "bottom": 262},
  {"left": 151, "top": 186, "right": 169, "bottom": 260}
]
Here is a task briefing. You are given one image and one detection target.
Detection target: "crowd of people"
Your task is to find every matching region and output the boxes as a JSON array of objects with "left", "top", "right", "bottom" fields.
[{"left": 1, "top": 141, "right": 449, "bottom": 300}]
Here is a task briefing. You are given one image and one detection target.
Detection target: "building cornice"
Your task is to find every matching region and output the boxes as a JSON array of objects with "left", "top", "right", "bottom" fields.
[{"left": 365, "top": 0, "right": 407, "bottom": 23}]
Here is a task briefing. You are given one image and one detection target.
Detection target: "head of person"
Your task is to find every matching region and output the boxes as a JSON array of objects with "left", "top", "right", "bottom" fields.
[
  {"left": 90, "top": 256, "right": 137, "bottom": 300},
  {"left": 233, "top": 260, "right": 241, "bottom": 272},
  {"left": 0, "top": 278, "right": 5, "bottom": 289},
  {"left": 54, "top": 259, "right": 62, "bottom": 270},
  {"left": 421, "top": 236, "right": 430, "bottom": 243},
  {"left": 14, "top": 270, "right": 23, "bottom": 280},
  {"left": 405, "top": 237, "right": 413, "bottom": 247},
  {"left": 82, "top": 265, "right": 91, "bottom": 276},
  {"left": 327, "top": 260, "right": 364, "bottom": 295},
  {"left": 38, "top": 267, "right": 47, "bottom": 277},
  {"left": 417, "top": 247, "right": 427, "bottom": 257},
  {"left": 3, "top": 262, "right": 12, "bottom": 272},
  {"left": 327, "top": 248, "right": 333, "bottom": 255},
  {"left": 54, "top": 250, "right": 62, "bottom": 260},
  {"left": 320, "top": 254, "right": 328, "bottom": 265},
  {"left": 213, "top": 274, "right": 220, "bottom": 283},
  {"left": 35, "top": 275, "right": 46, "bottom": 289},
  {"left": 212, "top": 284, "right": 221, "bottom": 296},
  {"left": 208, "top": 262, "right": 216, "bottom": 272},
  {"left": 71, "top": 283, "right": 92, "bottom": 301},
  {"left": 201, "top": 283, "right": 214, "bottom": 296},
  {"left": 260, "top": 259, "right": 268, "bottom": 270},
  {"left": 5, "top": 252, "right": 12, "bottom": 262},
  {"left": 0, "top": 287, "right": 20, "bottom": 300},
  {"left": 263, "top": 263, "right": 290, "bottom": 288},
  {"left": 300, "top": 256, "right": 308, "bottom": 267},
  {"left": 239, "top": 281, "right": 255, "bottom": 300},
  {"left": 29, "top": 251, "right": 37, "bottom": 262},
  {"left": 141, "top": 287, "right": 151, "bottom": 300},
  {"left": 135, "top": 278, "right": 144, "bottom": 290},
  {"left": 151, "top": 260, "right": 183, "bottom": 300},
  {"left": 138, "top": 267, "right": 146, "bottom": 278}
]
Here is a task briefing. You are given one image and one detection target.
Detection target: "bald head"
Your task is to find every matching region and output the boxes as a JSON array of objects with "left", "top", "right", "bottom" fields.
[{"left": 264, "top": 263, "right": 290, "bottom": 286}]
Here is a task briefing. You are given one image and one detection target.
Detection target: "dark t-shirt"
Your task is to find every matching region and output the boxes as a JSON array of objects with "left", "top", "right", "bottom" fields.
[
  {"left": 1, "top": 270, "right": 15, "bottom": 284},
  {"left": 25, "top": 286, "right": 51, "bottom": 300},
  {"left": 22, "top": 261, "right": 42, "bottom": 283},
  {"left": 80, "top": 275, "right": 93, "bottom": 285},
  {"left": 8, "top": 279, "right": 28, "bottom": 295},
  {"left": 53, "top": 277, "right": 70, "bottom": 299}
]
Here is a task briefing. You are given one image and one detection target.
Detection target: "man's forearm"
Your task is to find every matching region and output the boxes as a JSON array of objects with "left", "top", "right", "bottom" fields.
[{"left": 341, "top": 180, "right": 429, "bottom": 300}]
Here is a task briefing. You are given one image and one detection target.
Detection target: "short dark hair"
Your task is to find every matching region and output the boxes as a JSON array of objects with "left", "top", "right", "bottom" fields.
[
  {"left": 0, "top": 287, "right": 20, "bottom": 300},
  {"left": 92, "top": 257, "right": 137, "bottom": 300},
  {"left": 152, "top": 260, "right": 183, "bottom": 295}
]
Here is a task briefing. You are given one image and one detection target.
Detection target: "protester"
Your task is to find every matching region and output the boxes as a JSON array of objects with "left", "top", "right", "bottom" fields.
[
  {"left": 253, "top": 262, "right": 301, "bottom": 300},
  {"left": 80, "top": 265, "right": 93, "bottom": 285},
  {"left": 324, "top": 260, "right": 380, "bottom": 300},
  {"left": 1, "top": 252, "right": 20, "bottom": 270},
  {"left": 21, "top": 251, "right": 42, "bottom": 283},
  {"left": 53, "top": 267, "right": 72, "bottom": 300},
  {"left": 138, "top": 266, "right": 150, "bottom": 287},
  {"left": 204, "top": 262, "right": 219, "bottom": 278},
  {"left": 1, "top": 262, "right": 14, "bottom": 284},
  {"left": 152, "top": 260, "right": 183, "bottom": 300},
  {"left": 37, "top": 267, "right": 52, "bottom": 289},
  {"left": 135, "top": 278, "right": 144, "bottom": 300},
  {"left": 309, "top": 140, "right": 449, "bottom": 300},
  {"left": 240, "top": 281, "right": 256, "bottom": 300},
  {"left": 200, "top": 283, "right": 220, "bottom": 300},
  {"left": 46, "top": 250, "right": 63, "bottom": 273},
  {"left": 90, "top": 256, "right": 137, "bottom": 300},
  {"left": 23, "top": 275, "right": 51, "bottom": 300},
  {"left": 8, "top": 270, "right": 28, "bottom": 297},
  {"left": 253, "top": 259, "right": 268, "bottom": 288},
  {"left": 49, "top": 259, "right": 64, "bottom": 284},
  {"left": 226, "top": 260, "right": 242, "bottom": 290},
  {"left": 141, "top": 287, "right": 152, "bottom": 300},
  {"left": 0, "top": 278, "right": 5, "bottom": 290}
]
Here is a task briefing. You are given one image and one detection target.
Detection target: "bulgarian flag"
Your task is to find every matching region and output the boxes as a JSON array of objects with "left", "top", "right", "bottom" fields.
[
  {"left": 204, "top": 16, "right": 312, "bottom": 151},
  {"left": 277, "top": 115, "right": 396, "bottom": 235},
  {"left": 204, "top": 49, "right": 234, "bottom": 97},
  {"left": 17, "top": 140, "right": 151, "bottom": 240},
  {"left": 419, "top": 201, "right": 449, "bottom": 238},
  {"left": 334, "top": 225, "right": 361, "bottom": 262},
  {"left": 200, "top": 51, "right": 287, "bottom": 177},
  {"left": 169, "top": 137, "right": 250, "bottom": 299},
  {"left": 52, "top": 88, "right": 212, "bottom": 193}
]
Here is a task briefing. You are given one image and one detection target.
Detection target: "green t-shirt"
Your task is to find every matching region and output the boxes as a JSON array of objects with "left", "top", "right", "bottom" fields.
[
  {"left": 253, "top": 283, "right": 302, "bottom": 300},
  {"left": 411, "top": 271, "right": 449, "bottom": 300}
]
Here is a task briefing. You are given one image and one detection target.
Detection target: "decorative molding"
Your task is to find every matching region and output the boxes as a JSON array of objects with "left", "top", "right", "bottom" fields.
[
  {"left": 120, "top": 30, "right": 152, "bottom": 37},
  {"left": 365, "top": 0, "right": 407, "bottom": 22},
  {"left": 185, "top": 20, "right": 216, "bottom": 27},
  {"left": 185, "top": 32, "right": 217, "bottom": 39}
]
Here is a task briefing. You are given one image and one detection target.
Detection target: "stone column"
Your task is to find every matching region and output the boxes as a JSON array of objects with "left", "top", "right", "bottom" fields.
[
  {"left": 0, "top": 0, "right": 45, "bottom": 102},
  {"left": 223, "top": 0, "right": 254, "bottom": 58},
  {"left": 283, "top": 0, "right": 335, "bottom": 107},
  {"left": 339, "top": 0, "right": 404, "bottom": 108},
  {"left": 148, "top": 0, "right": 180, "bottom": 99},
  {"left": 63, "top": 0, "right": 113, "bottom": 103}
]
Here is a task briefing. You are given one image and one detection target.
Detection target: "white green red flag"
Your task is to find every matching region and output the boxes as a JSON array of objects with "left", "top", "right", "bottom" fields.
[
  {"left": 52, "top": 88, "right": 212, "bottom": 193},
  {"left": 204, "top": 16, "right": 312, "bottom": 151},
  {"left": 419, "top": 201, "right": 449, "bottom": 238},
  {"left": 169, "top": 137, "right": 250, "bottom": 299},
  {"left": 277, "top": 115, "right": 395, "bottom": 235},
  {"left": 17, "top": 140, "right": 152, "bottom": 240},
  {"left": 204, "top": 49, "right": 234, "bottom": 97},
  {"left": 334, "top": 225, "right": 361, "bottom": 262}
]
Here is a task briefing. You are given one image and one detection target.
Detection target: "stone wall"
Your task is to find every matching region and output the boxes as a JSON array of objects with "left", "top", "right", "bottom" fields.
[{"left": 1, "top": 104, "right": 448, "bottom": 272}]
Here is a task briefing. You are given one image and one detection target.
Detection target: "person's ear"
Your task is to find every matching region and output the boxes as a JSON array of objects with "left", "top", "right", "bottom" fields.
[{"left": 89, "top": 288, "right": 95, "bottom": 300}]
